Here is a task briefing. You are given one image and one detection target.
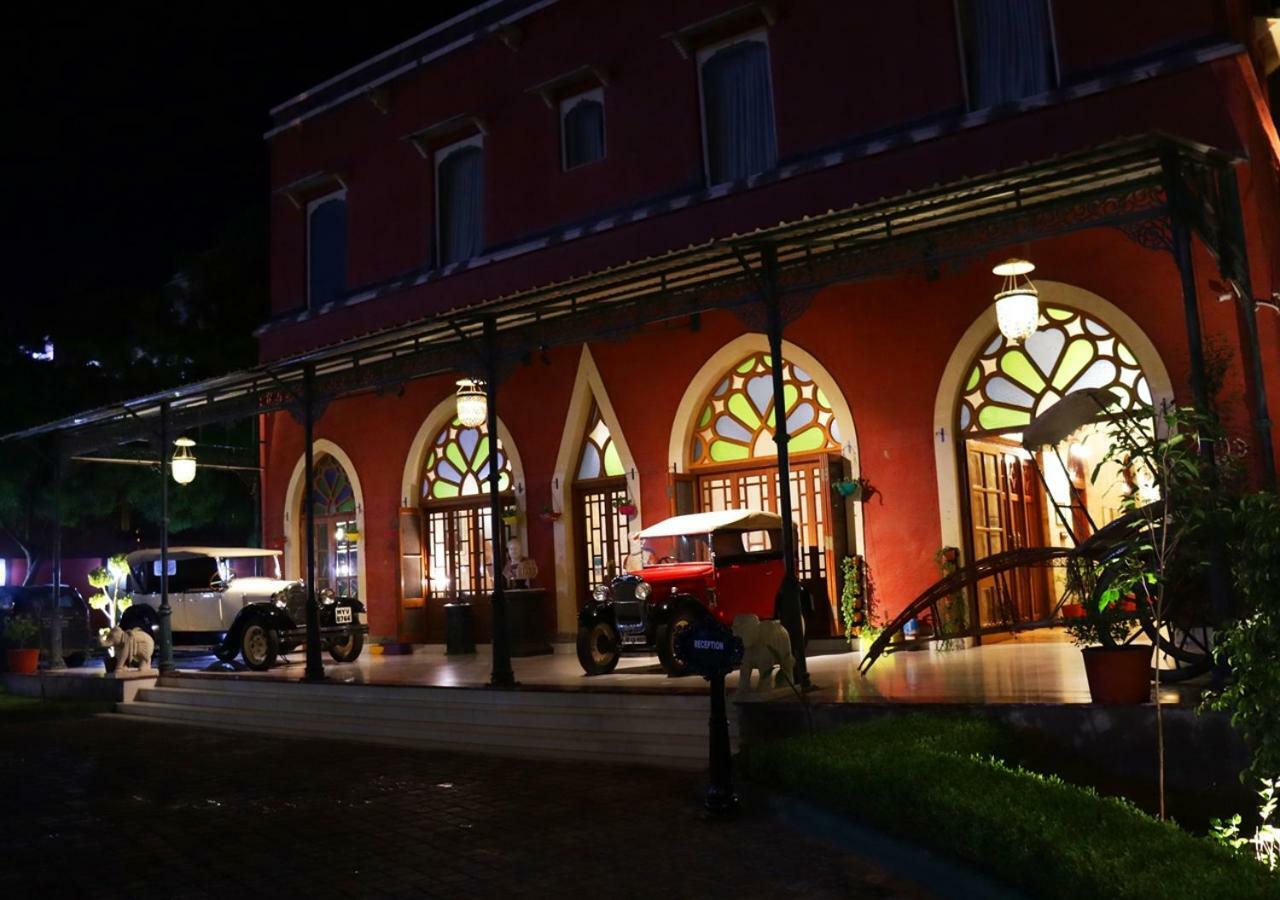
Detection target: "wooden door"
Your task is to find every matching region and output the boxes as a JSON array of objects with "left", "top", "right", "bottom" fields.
[
  {"left": 965, "top": 441, "right": 1051, "bottom": 627},
  {"left": 398, "top": 507, "right": 427, "bottom": 642},
  {"left": 574, "top": 477, "right": 631, "bottom": 605}
]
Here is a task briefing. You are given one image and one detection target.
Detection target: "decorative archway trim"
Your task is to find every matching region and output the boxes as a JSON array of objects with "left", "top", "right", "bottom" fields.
[
  {"left": 932, "top": 279, "right": 1175, "bottom": 551},
  {"left": 667, "top": 332, "right": 863, "bottom": 553},
  {"left": 548, "top": 346, "right": 641, "bottom": 638},
  {"left": 283, "top": 440, "right": 368, "bottom": 606}
]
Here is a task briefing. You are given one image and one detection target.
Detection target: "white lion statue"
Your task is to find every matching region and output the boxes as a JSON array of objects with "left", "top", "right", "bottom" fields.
[
  {"left": 732, "top": 614, "right": 794, "bottom": 691},
  {"left": 103, "top": 626, "right": 155, "bottom": 674}
]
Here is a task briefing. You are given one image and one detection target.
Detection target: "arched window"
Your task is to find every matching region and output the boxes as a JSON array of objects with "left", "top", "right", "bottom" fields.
[
  {"left": 698, "top": 35, "right": 777, "bottom": 185},
  {"left": 686, "top": 351, "right": 846, "bottom": 622},
  {"left": 421, "top": 418, "right": 513, "bottom": 600},
  {"left": 573, "top": 406, "right": 631, "bottom": 599},
  {"left": 435, "top": 139, "right": 485, "bottom": 266},
  {"left": 307, "top": 192, "right": 347, "bottom": 307},
  {"left": 691, "top": 352, "right": 840, "bottom": 467},
  {"left": 561, "top": 89, "right": 605, "bottom": 170},
  {"left": 959, "top": 305, "right": 1152, "bottom": 436},
  {"left": 307, "top": 454, "right": 358, "bottom": 598}
]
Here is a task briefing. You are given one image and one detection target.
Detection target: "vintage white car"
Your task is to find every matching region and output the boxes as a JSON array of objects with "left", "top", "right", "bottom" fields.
[{"left": 120, "top": 547, "right": 366, "bottom": 670}]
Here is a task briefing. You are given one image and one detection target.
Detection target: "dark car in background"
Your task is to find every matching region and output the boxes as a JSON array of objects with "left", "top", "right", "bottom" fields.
[{"left": 0, "top": 584, "right": 93, "bottom": 669}]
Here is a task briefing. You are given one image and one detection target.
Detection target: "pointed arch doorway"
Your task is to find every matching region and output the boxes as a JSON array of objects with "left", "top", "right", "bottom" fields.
[{"left": 572, "top": 405, "right": 634, "bottom": 603}]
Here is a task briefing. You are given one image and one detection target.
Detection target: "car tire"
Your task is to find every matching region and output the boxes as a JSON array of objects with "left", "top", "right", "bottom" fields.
[
  {"left": 655, "top": 606, "right": 701, "bottom": 677},
  {"left": 63, "top": 652, "right": 87, "bottom": 668},
  {"left": 239, "top": 619, "right": 278, "bottom": 671},
  {"left": 328, "top": 631, "right": 364, "bottom": 663},
  {"left": 577, "top": 621, "right": 620, "bottom": 675}
]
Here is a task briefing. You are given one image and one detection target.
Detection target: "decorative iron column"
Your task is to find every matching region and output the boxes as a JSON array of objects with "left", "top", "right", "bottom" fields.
[
  {"left": 302, "top": 365, "right": 326, "bottom": 682},
  {"left": 761, "top": 245, "right": 810, "bottom": 689},
  {"left": 47, "top": 439, "right": 65, "bottom": 670},
  {"left": 1163, "top": 155, "right": 1233, "bottom": 638},
  {"left": 485, "top": 318, "right": 516, "bottom": 687},
  {"left": 157, "top": 402, "right": 175, "bottom": 674}
]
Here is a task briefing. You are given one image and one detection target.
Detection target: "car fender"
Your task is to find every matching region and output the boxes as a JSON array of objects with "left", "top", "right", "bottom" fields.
[
  {"left": 223, "top": 603, "right": 293, "bottom": 648},
  {"left": 577, "top": 602, "right": 616, "bottom": 630},
  {"left": 651, "top": 593, "right": 702, "bottom": 624}
]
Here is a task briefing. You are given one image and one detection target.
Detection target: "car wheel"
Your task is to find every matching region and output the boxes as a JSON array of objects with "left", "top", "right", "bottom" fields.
[
  {"left": 576, "top": 621, "right": 620, "bottom": 675},
  {"left": 239, "top": 620, "right": 278, "bottom": 671},
  {"left": 328, "top": 631, "right": 364, "bottom": 663},
  {"left": 655, "top": 606, "right": 701, "bottom": 677},
  {"left": 62, "top": 652, "right": 87, "bottom": 668}
]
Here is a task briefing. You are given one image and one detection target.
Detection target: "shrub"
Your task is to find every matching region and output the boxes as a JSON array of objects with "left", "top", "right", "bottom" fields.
[{"left": 746, "top": 715, "right": 1276, "bottom": 899}]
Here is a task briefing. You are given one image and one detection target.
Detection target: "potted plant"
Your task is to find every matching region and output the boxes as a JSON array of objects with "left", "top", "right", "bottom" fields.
[
  {"left": 502, "top": 505, "right": 521, "bottom": 527},
  {"left": 834, "top": 476, "right": 878, "bottom": 503},
  {"left": 614, "top": 496, "right": 638, "bottom": 519},
  {"left": 539, "top": 504, "right": 561, "bottom": 523},
  {"left": 4, "top": 614, "right": 41, "bottom": 674},
  {"left": 1064, "top": 593, "right": 1149, "bottom": 704}
]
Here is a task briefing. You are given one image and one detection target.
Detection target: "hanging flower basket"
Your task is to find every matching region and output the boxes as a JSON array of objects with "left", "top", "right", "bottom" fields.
[
  {"left": 834, "top": 477, "right": 877, "bottom": 503},
  {"left": 614, "top": 497, "right": 638, "bottom": 519},
  {"left": 539, "top": 506, "right": 562, "bottom": 523},
  {"left": 502, "top": 507, "right": 521, "bottom": 527}
]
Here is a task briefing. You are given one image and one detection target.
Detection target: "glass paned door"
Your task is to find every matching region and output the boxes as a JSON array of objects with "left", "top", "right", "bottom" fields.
[{"left": 575, "top": 481, "right": 631, "bottom": 602}]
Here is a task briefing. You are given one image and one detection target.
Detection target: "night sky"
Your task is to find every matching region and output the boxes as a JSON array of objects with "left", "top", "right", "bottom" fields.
[{"left": 5, "top": 3, "right": 473, "bottom": 346}]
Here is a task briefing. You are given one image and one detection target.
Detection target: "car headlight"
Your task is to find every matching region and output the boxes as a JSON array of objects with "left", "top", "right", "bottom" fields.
[
  {"left": 592, "top": 584, "right": 611, "bottom": 603},
  {"left": 634, "top": 582, "right": 652, "bottom": 601}
]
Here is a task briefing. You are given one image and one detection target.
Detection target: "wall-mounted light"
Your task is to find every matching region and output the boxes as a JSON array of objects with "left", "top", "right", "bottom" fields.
[
  {"left": 455, "top": 378, "right": 488, "bottom": 428},
  {"left": 993, "top": 258, "right": 1039, "bottom": 344},
  {"left": 170, "top": 437, "right": 197, "bottom": 485}
]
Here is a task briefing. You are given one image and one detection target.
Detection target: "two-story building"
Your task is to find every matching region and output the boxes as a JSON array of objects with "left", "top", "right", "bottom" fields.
[{"left": 242, "top": 0, "right": 1278, "bottom": 654}]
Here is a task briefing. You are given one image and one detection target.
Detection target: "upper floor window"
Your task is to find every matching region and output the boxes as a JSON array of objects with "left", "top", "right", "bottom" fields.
[
  {"left": 307, "top": 190, "right": 347, "bottom": 307},
  {"left": 698, "top": 31, "right": 778, "bottom": 186},
  {"left": 435, "top": 136, "right": 485, "bottom": 266},
  {"left": 561, "top": 88, "right": 606, "bottom": 170},
  {"left": 957, "top": 0, "right": 1057, "bottom": 109}
]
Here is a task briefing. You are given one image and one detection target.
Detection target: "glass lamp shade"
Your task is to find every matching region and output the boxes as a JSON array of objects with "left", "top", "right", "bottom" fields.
[
  {"left": 170, "top": 437, "right": 197, "bottom": 485},
  {"left": 995, "top": 288, "right": 1039, "bottom": 343},
  {"left": 992, "top": 258, "right": 1039, "bottom": 343},
  {"left": 455, "top": 379, "right": 488, "bottom": 428}
]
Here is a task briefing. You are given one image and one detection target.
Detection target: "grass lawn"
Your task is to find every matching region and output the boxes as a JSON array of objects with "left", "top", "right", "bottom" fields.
[
  {"left": 0, "top": 690, "right": 112, "bottom": 721},
  {"left": 745, "top": 714, "right": 1277, "bottom": 900}
]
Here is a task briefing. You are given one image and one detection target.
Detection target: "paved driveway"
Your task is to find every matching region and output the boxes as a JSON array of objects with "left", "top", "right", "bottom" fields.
[{"left": 1, "top": 709, "right": 927, "bottom": 899}]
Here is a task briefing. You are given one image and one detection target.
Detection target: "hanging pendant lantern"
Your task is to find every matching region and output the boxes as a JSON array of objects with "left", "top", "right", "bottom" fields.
[
  {"left": 992, "top": 258, "right": 1040, "bottom": 344},
  {"left": 170, "top": 437, "right": 198, "bottom": 485},
  {"left": 455, "top": 378, "right": 488, "bottom": 428}
]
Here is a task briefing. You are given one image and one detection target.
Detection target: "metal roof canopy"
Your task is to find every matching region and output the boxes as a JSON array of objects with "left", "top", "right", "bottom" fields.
[{"left": 4, "top": 133, "right": 1241, "bottom": 457}]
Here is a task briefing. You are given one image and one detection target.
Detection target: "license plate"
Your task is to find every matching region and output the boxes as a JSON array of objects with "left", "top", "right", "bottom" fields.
[{"left": 334, "top": 606, "right": 353, "bottom": 625}]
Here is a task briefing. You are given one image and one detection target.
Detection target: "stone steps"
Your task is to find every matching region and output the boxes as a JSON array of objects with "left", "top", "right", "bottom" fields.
[{"left": 112, "top": 675, "right": 736, "bottom": 770}]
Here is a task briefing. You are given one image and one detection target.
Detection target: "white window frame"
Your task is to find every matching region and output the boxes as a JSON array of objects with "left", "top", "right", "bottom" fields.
[
  {"left": 433, "top": 134, "right": 485, "bottom": 267},
  {"left": 559, "top": 86, "right": 606, "bottom": 172},
  {"left": 305, "top": 188, "right": 347, "bottom": 308},
  {"left": 695, "top": 28, "right": 778, "bottom": 188}
]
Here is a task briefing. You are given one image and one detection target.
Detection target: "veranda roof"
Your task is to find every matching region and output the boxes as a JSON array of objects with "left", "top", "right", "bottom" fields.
[{"left": 3, "top": 133, "right": 1243, "bottom": 455}]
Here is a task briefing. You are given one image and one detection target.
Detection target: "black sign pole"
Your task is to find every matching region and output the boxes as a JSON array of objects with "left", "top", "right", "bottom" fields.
[
  {"left": 705, "top": 668, "right": 738, "bottom": 814},
  {"left": 47, "top": 439, "right": 66, "bottom": 670}
]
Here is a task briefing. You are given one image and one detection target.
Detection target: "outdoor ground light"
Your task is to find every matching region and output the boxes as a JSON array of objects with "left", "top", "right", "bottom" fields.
[
  {"left": 993, "top": 258, "right": 1040, "bottom": 343},
  {"left": 170, "top": 436, "right": 197, "bottom": 485},
  {"left": 455, "top": 378, "right": 488, "bottom": 427}
]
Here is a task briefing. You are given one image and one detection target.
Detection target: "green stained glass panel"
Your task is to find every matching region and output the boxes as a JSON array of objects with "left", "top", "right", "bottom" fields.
[
  {"left": 999, "top": 350, "right": 1046, "bottom": 393},
  {"left": 603, "top": 443, "right": 623, "bottom": 477},
  {"left": 727, "top": 393, "right": 761, "bottom": 429},
  {"left": 978, "top": 405, "right": 1031, "bottom": 431},
  {"left": 1051, "top": 339, "right": 1096, "bottom": 390},
  {"left": 790, "top": 427, "right": 827, "bottom": 453},
  {"left": 710, "top": 442, "right": 750, "bottom": 462}
]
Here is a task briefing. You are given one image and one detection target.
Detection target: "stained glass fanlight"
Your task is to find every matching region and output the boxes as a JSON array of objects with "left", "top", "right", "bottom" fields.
[
  {"left": 960, "top": 306, "right": 1152, "bottom": 436},
  {"left": 690, "top": 352, "right": 840, "bottom": 467},
  {"left": 311, "top": 455, "right": 356, "bottom": 515},
  {"left": 422, "top": 417, "right": 513, "bottom": 499},
  {"left": 577, "top": 407, "right": 625, "bottom": 480}
]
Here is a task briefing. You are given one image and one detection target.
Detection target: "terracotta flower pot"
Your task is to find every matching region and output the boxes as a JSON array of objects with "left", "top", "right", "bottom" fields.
[
  {"left": 6, "top": 648, "right": 40, "bottom": 675},
  {"left": 1081, "top": 645, "right": 1151, "bottom": 704},
  {"left": 617, "top": 504, "right": 637, "bottom": 518}
]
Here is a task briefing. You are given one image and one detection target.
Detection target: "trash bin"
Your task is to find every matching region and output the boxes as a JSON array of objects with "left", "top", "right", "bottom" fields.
[{"left": 444, "top": 602, "right": 476, "bottom": 655}]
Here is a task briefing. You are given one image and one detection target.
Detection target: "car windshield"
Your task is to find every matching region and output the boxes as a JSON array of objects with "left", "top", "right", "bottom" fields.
[{"left": 641, "top": 528, "right": 783, "bottom": 565}]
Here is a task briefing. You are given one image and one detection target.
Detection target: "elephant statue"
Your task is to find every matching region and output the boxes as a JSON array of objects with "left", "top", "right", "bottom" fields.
[
  {"left": 732, "top": 614, "right": 794, "bottom": 691},
  {"left": 103, "top": 626, "right": 155, "bottom": 675}
]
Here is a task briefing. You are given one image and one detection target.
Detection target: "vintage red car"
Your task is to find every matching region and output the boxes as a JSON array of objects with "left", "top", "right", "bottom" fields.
[{"left": 576, "top": 509, "right": 789, "bottom": 676}]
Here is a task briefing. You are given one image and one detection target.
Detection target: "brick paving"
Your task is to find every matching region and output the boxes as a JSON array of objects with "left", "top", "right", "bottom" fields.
[{"left": 0, "top": 710, "right": 929, "bottom": 899}]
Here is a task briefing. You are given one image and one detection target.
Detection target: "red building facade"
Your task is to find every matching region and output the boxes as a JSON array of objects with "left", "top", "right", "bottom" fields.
[{"left": 258, "top": 0, "right": 1280, "bottom": 646}]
